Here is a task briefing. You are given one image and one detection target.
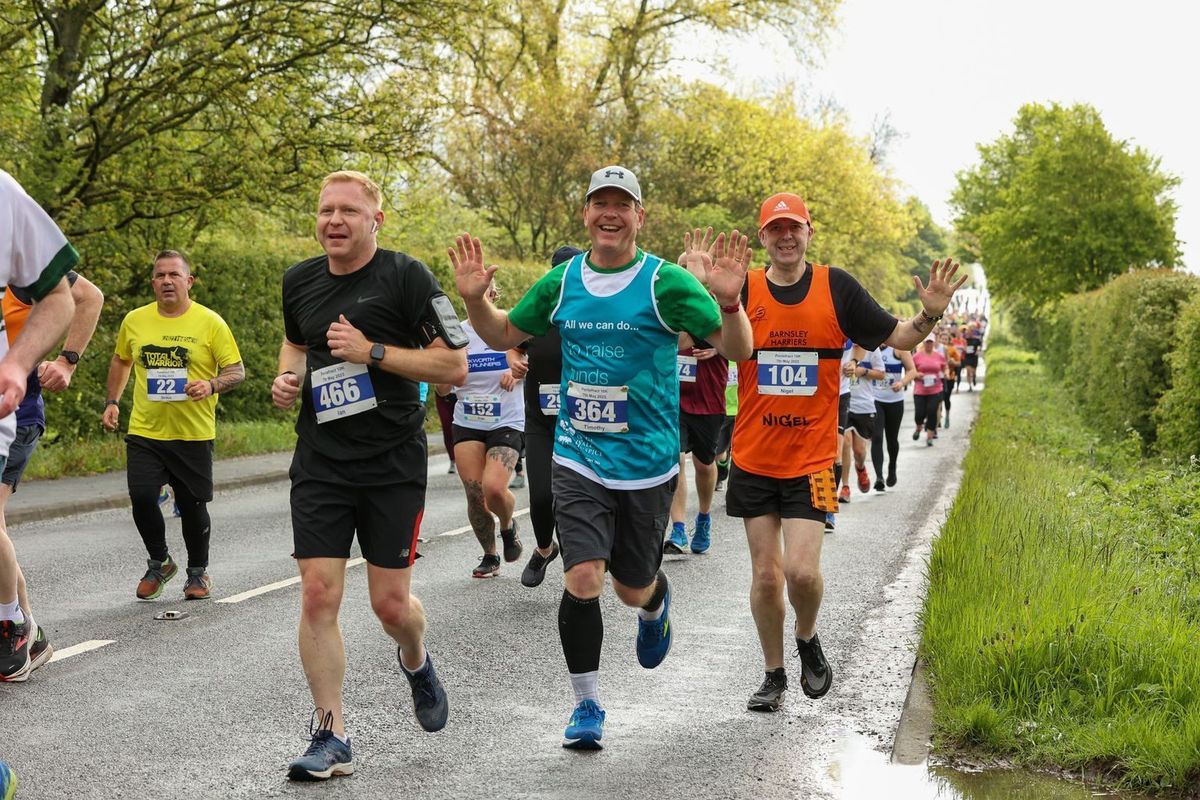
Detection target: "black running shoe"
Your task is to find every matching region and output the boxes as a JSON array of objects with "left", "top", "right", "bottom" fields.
[
  {"left": 401, "top": 650, "right": 449, "bottom": 732},
  {"left": 794, "top": 633, "right": 832, "bottom": 699},
  {"left": 472, "top": 554, "right": 501, "bottom": 578},
  {"left": 873, "top": 479, "right": 886, "bottom": 492},
  {"left": 886, "top": 471, "right": 897, "bottom": 488},
  {"left": 747, "top": 669, "right": 788, "bottom": 712},
  {"left": 521, "top": 543, "right": 560, "bottom": 588},
  {"left": 500, "top": 520, "right": 523, "bottom": 563}
]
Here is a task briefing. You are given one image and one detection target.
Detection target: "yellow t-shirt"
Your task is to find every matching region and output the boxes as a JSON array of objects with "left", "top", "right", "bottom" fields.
[{"left": 115, "top": 301, "right": 242, "bottom": 441}]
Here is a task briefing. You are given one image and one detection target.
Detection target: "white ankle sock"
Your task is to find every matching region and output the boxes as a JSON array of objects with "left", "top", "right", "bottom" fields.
[
  {"left": 570, "top": 671, "right": 600, "bottom": 704},
  {"left": 0, "top": 600, "right": 24, "bottom": 624},
  {"left": 637, "top": 601, "right": 664, "bottom": 621}
]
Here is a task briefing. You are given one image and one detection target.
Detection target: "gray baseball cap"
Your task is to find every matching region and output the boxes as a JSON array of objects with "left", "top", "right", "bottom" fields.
[{"left": 586, "top": 165, "right": 642, "bottom": 204}]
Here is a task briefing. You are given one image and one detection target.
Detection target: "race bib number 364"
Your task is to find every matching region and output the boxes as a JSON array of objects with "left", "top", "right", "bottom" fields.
[
  {"left": 756, "top": 351, "right": 818, "bottom": 396},
  {"left": 566, "top": 382, "right": 628, "bottom": 433},
  {"left": 312, "top": 362, "right": 378, "bottom": 424}
]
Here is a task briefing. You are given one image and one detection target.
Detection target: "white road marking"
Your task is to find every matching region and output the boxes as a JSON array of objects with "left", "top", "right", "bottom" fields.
[{"left": 47, "top": 639, "right": 115, "bottom": 663}]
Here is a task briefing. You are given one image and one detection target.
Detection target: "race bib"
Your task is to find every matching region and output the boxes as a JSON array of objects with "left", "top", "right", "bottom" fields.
[
  {"left": 922, "top": 374, "right": 938, "bottom": 387},
  {"left": 677, "top": 355, "right": 697, "bottom": 383},
  {"left": 147, "top": 368, "right": 188, "bottom": 402},
  {"left": 878, "top": 362, "right": 903, "bottom": 388},
  {"left": 966, "top": 345, "right": 976, "bottom": 354},
  {"left": 757, "top": 351, "right": 818, "bottom": 396},
  {"left": 566, "top": 382, "right": 629, "bottom": 433},
  {"left": 462, "top": 392, "right": 502, "bottom": 424},
  {"left": 312, "top": 362, "right": 378, "bottom": 424},
  {"left": 538, "top": 383, "right": 560, "bottom": 416}
]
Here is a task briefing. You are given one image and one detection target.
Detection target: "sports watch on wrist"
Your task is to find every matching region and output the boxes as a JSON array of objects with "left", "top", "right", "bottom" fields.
[
  {"left": 60, "top": 350, "right": 80, "bottom": 365},
  {"left": 369, "top": 343, "right": 386, "bottom": 363}
]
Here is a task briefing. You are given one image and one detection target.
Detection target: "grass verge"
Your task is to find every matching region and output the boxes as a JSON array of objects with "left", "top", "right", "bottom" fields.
[
  {"left": 922, "top": 344, "right": 1200, "bottom": 793},
  {"left": 24, "top": 420, "right": 299, "bottom": 480}
]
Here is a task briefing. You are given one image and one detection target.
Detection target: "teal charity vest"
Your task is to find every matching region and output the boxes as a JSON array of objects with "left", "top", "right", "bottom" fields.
[{"left": 550, "top": 252, "right": 680, "bottom": 488}]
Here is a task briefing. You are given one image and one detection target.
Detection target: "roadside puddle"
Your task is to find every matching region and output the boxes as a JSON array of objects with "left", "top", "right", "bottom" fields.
[{"left": 826, "top": 732, "right": 1146, "bottom": 798}]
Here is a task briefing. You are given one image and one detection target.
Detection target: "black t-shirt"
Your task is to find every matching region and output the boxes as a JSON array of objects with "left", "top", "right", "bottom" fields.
[
  {"left": 741, "top": 263, "right": 896, "bottom": 351},
  {"left": 283, "top": 248, "right": 445, "bottom": 460},
  {"left": 521, "top": 325, "right": 563, "bottom": 433}
]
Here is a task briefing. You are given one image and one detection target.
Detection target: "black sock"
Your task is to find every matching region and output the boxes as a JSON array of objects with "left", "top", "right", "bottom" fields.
[
  {"left": 559, "top": 591, "right": 603, "bottom": 674},
  {"left": 834, "top": 463, "right": 843, "bottom": 486},
  {"left": 641, "top": 570, "right": 668, "bottom": 612},
  {"left": 767, "top": 666, "right": 786, "bottom": 682}
]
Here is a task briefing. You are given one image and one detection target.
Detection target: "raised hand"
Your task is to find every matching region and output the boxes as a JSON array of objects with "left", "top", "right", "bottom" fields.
[
  {"left": 706, "top": 230, "right": 752, "bottom": 307},
  {"left": 912, "top": 257, "right": 968, "bottom": 318},
  {"left": 680, "top": 227, "right": 714, "bottom": 283},
  {"left": 449, "top": 233, "right": 499, "bottom": 303}
]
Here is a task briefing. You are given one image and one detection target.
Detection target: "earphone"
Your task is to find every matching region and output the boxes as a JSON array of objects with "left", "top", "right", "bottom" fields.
[{"left": 371, "top": 221, "right": 378, "bottom": 233}]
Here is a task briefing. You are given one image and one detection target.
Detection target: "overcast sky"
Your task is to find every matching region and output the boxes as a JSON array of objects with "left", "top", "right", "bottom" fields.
[{"left": 689, "top": 0, "right": 1198, "bottom": 269}]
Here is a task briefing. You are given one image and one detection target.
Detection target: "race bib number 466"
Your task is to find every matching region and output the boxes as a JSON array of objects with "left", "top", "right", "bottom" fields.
[
  {"left": 312, "top": 362, "right": 378, "bottom": 424},
  {"left": 756, "top": 351, "right": 818, "bottom": 396},
  {"left": 566, "top": 382, "right": 628, "bottom": 433}
]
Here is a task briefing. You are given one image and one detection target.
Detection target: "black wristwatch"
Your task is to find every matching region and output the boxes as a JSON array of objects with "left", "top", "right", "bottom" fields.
[
  {"left": 60, "top": 350, "right": 80, "bottom": 365},
  {"left": 369, "top": 342, "right": 386, "bottom": 363}
]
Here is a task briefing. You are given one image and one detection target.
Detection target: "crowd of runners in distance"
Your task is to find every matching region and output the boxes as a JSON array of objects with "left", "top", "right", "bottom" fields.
[{"left": 0, "top": 163, "right": 980, "bottom": 791}]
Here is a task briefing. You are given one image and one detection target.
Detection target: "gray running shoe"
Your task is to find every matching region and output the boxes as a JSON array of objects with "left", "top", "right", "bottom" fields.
[
  {"left": 401, "top": 650, "right": 449, "bottom": 732},
  {"left": 500, "top": 520, "right": 523, "bottom": 563},
  {"left": 521, "top": 543, "right": 559, "bottom": 588},
  {"left": 795, "top": 633, "right": 832, "bottom": 699},
  {"left": 509, "top": 473, "right": 525, "bottom": 489},
  {"left": 747, "top": 669, "right": 787, "bottom": 712}
]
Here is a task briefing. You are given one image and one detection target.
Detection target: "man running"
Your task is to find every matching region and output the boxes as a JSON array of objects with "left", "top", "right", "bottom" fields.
[
  {"left": 0, "top": 269, "right": 103, "bottom": 672},
  {"left": 963, "top": 321, "right": 983, "bottom": 390},
  {"left": 103, "top": 250, "right": 244, "bottom": 601},
  {"left": 731, "top": 191, "right": 965, "bottom": 712},
  {"left": 0, "top": 170, "right": 76, "bottom": 683},
  {"left": 452, "top": 165, "right": 753, "bottom": 750},
  {"left": 272, "top": 171, "right": 467, "bottom": 780}
]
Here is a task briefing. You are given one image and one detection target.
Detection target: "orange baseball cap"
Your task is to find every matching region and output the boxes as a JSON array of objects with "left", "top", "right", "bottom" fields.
[{"left": 759, "top": 193, "right": 810, "bottom": 229}]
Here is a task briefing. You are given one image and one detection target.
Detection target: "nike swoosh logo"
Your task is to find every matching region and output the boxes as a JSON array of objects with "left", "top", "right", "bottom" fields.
[{"left": 357, "top": 295, "right": 380, "bottom": 303}]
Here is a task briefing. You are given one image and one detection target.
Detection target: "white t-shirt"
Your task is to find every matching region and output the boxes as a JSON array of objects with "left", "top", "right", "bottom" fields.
[
  {"left": 452, "top": 321, "right": 526, "bottom": 432},
  {"left": 848, "top": 348, "right": 884, "bottom": 415},
  {"left": 0, "top": 170, "right": 79, "bottom": 456}
]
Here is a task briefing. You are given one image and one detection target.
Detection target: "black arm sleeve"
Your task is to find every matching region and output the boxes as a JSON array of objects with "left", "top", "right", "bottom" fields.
[{"left": 829, "top": 268, "right": 898, "bottom": 352}]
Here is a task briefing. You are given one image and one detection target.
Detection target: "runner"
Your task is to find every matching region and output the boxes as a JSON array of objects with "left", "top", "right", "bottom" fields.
[
  {"left": 835, "top": 340, "right": 867, "bottom": 506},
  {"left": 844, "top": 348, "right": 885, "bottom": 495},
  {"left": 911, "top": 335, "right": 947, "bottom": 446},
  {"left": 870, "top": 343, "right": 917, "bottom": 490},
  {"left": 272, "top": 171, "right": 467, "bottom": 780},
  {"left": 512, "top": 245, "right": 584, "bottom": 588},
  {"left": 938, "top": 330, "right": 961, "bottom": 429},
  {"left": 0, "top": 269, "right": 103, "bottom": 675},
  {"left": 963, "top": 321, "right": 983, "bottom": 390},
  {"left": 0, "top": 170, "right": 76, "bottom": 684},
  {"left": 438, "top": 287, "right": 525, "bottom": 579},
  {"left": 665, "top": 233, "right": 729, "bottom": 556},
  {"left": 451, "top": 165, "right": 753, "bottom": 750},
  {"left": 731, "top": 191, "right": 965, "bottom": 712},
  {"left": 435, "top": 390, "right": 457, "bottom": 472},
  {"left": 714, "top": 360, "right": 738, "bottom": 493},
  {"left": 102, "top": 250, "right": 244, "bottom": 602}
]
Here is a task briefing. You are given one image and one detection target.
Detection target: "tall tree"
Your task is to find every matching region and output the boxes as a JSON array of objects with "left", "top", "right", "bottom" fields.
[{"left": 952, "top": 102, "right": 1180, "bottom": 309}]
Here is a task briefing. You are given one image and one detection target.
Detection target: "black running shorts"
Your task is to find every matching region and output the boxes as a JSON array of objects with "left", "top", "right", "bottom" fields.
[
  {"left": 679, "top": 411, "right": 724, "bottom": 465},
  {"left": 126, "top": 434, "right": 214, "bottom": 502},
  {"left": 289, "top": 438, "right": 426, "bottom": 569},
  {"left": 552, "top": 464, "right": 675, "bottom": 589},
  {"left": 451, "top": 424, "right": 524, "bottom": 454},
  {"left": 847, "top": 411, "right": 876, "bottom": 441},
  {"left": 725, "top": 462, "right": 835, "bottom": 522},
  {"left": 837, "top": 392, "right": 850, "bottom": 435}
]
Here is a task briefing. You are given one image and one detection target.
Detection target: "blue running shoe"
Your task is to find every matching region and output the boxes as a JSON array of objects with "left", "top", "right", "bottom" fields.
[
  {"left": 562, "top": 699, "right": 605, "bottom": 750},
  {"left": 663, "top": 524, "right": 688, "bottom": 554},
  {"left": 1, "top": 761, "right": 16, "bottom": 800},
  {"left": 402, "top": 650, "right": 449, "bottom": 732},
  {"left": 690, "top": 515, "right": 711, "bottom": 554},
  {"left": 824, "top": 512, "right": 836, "bottom": 532},
  {"left": 287, "top": 709, "right": 353, "bottom": 781},
  {"left": 636, "top": 576, "right": 672, "bottom": 669}
]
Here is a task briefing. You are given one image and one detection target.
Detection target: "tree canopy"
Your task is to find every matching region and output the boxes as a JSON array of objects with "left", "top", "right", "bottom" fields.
[{"left": 951, "top": 102, "right": 1180, "bottom": 310}]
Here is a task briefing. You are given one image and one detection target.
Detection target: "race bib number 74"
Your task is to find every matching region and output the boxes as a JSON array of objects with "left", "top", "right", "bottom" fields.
[{"left": 312, "top": 362, "right": 378, "bottom": 424}]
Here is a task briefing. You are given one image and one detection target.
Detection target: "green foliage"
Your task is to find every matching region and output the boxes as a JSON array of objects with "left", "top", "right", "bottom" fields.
[
  {"left": 1041, "top": 270, "right": 1199, "bottom": 450},
  {"left": 952, "top": 102, "right": 1180, "bottom": 311},
  {"left": 923, "top": 346, "right": 1200, "bottom": 791},
  {"left": 1154, "top": 293, "right": 1200, "bottom": 460}
]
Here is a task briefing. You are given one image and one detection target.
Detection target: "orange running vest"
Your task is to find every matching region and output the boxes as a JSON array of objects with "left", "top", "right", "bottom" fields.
[{"left": 732, "top": 265, "right": 847, "bottom": 479}]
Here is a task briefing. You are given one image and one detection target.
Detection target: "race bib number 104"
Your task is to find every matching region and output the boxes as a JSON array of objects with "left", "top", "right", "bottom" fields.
[
  {"left": 756, "top": 351, "right": 818, "bottom": 396},
  {"left": 312, "top": 362, "right": 378, "bottom": 424}
]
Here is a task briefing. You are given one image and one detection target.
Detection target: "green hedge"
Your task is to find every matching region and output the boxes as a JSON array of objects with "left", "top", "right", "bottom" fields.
[{"left": 1041, "top": 269, "right": 1200, "bottom": 452}]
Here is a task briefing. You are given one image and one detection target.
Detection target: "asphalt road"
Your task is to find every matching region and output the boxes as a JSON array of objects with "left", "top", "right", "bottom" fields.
[{"left": 2, "top": 389, "right": 980, "bottom": 800}]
